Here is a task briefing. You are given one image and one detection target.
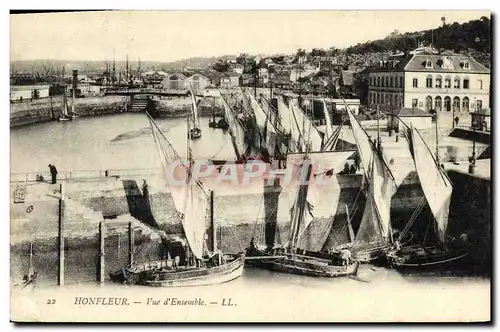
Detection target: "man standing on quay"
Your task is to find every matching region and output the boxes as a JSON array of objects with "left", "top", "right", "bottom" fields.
[{"left": 48, "top": 164, "right": 58, "bottom": 184}]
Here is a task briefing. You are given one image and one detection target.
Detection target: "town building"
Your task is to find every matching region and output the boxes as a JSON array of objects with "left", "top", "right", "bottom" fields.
[
  {"left": 258, "top": 67, "right": 269, "bottom": 85},
  {"left": 143, "top": 70, "right": 169, "bottom": 85},
  {"left": 368, "top": 47, "right": 490, "bottom": 114},
  {"left": 230, "top": 64, "right": 244, "bottom": 75},
  {"left": 220, "top": 72, "right": 241, "bottom": 89},
  {"left": 185, "top": 73, "right": 210, "bottom": 94},
  {"left": 290, "top": 64, "right": 319, "bottom": 83},
  {"left": 339, "top": 70, "right": 357, "bottom": 98},
  {"left": 10, "top": 84, "right": 50, "bottom": 102},
  {"left": 162, "top": 73, "right": 188, "bottom": 90}
]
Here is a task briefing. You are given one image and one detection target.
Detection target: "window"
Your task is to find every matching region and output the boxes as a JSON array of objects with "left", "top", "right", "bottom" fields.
[
  {"left": 462, "top": 97, "right": 469, "bottom": 112},
  {"left": 453, "top": 97, "right": 460, "bottom": 112},
  {"left": 412, "top": 98, "right": 418, "bottom": 108},
  {"left": 477, "top": 100, "right": 483, "bottom": 112},
  {"left": 453, "top": 77, "right": 460, "bottom": 88},
  {"left": 435, "top": 76, "right": 442, "bottom": 88},
  {"left": 478, "top": 79, "right": 483, "bottom": 90},
  {"left": 423, "top": 60, "right": 432, "bottom": 68},
  {"left": 460, "top": 61, "right": 470, "bottom": 69},
  {"left": 444, "top": 77, "right": 451, "bottom": 88},
  {"left": 425, "top": 96, "right": 433, "bottom": 111},
  {"left": 444, "top": 96, "right": 451, "bottom": 111},
  {"left": 435, "top": 96, "right": 442, "bottom": 112},
  {"left": 426, "top": 75, "right": 433, "bottom": 88},
  {"left": 381, "top": 94, "right": 384, "bottom": 104},
  {"left": 377, "top": 77, "right": 381, "bottom": 86},
  {"left": 463, "top": 78, "right": 470, "bottom": 89},
  {"left": 400, "top": 77, "right": 404, "bottom": 87},
  {"left": 390, "top": 77, "right": 394, "bottom": 87},
  {"left": 412, "top": 78, "right": 418, "bottom": 88}
]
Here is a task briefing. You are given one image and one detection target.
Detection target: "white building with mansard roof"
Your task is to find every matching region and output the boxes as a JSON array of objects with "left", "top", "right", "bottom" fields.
[{"left": 367, "top": 47, "right": 490, "bottom": 114}]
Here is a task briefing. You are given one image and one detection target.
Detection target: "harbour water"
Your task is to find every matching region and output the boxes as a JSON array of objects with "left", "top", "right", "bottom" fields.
[{"left": 10, "top": 113, "right": 490, "bottom": 299}]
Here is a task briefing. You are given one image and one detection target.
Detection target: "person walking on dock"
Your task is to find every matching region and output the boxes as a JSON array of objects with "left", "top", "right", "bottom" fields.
[{"left": 48, "top": 164, "right": 58, "bottom": 184}]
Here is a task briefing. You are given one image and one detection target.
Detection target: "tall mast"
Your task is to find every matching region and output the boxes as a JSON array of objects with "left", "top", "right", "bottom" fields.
[
  {"left": 112, "top": 50, "right": 116, "bottom": 87},
  {"left": 210, "top": 190, "right": 216, "bottom": 252},
  {"left": 126, "top": 54, "right": 129, "bottom": 83}
]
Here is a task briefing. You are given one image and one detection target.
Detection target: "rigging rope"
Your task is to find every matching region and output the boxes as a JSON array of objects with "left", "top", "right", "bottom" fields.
[{"left": 398, "top": 197, "right": 426, "bottom": 242}]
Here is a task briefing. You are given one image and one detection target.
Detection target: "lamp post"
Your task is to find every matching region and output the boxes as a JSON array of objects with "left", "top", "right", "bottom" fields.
[{"left": 469, "top": 112, "right": 477, "bottom": 175}]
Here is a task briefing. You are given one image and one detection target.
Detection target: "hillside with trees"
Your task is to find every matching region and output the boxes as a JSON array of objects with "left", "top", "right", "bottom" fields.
[{"left": 345, "top": 16, "right": 491, "bottom": 56}]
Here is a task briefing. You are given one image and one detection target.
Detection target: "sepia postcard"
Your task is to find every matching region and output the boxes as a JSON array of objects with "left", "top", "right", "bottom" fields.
[{"left": 9, "top": 9, "right": 491, "bottom": 323}]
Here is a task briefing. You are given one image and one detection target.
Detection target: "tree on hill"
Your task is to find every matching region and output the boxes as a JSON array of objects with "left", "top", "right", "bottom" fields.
[
  {"left": 211, "top": 61, "right": 230, "bottom": 72},
  {"left": 345, "top": 17, "right": 491, "bottom": 55}
]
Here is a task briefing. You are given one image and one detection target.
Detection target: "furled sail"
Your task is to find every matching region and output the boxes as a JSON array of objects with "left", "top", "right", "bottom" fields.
[
  {"left": 411, "top": 125, "right": 453, "bottom": 245},
  {"left": 220, "top": 91, "right": 247, "bottom": 159}
]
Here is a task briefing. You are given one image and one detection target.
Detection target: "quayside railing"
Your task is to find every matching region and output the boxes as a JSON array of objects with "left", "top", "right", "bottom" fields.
[{"left": 10, "top": 167, "right": 165, "bottom": 183}]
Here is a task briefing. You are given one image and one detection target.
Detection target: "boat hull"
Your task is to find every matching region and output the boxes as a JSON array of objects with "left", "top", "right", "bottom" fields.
[
  {"left": 351, "top": 244, "right": 392, "bottom": 264},
  {"left": 386, "top": 245, "right": 469, "bottom": 270},
  {"left": 58, "top": 117, "right": 71, "bottom": 121},
  {"left": 246, "top": 248, "right": 359, "bottom": 278},
  {"left": 110, "top": 253, "right": 245, "bottom": 287}
]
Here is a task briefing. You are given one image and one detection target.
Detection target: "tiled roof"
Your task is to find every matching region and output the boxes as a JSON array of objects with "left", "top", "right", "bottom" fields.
[
  {"left": 404, "top": 53, "right": 490, "bottom": 74},
  {"left": 166, "top": 73, "right": 187, "bottom": 80}
]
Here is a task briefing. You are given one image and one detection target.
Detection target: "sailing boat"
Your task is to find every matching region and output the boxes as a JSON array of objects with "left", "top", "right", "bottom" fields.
[
  {"left": 386, "top": 124, "right": 468, "bottom": 269},
  {"left": 59, "top": 93, "right": 72, "bottom": 121},
  {"left": 246, "top": 149, "right": 359, "bottom": 278},
  {"left": 187, "top": 83, "right": 202, "bottom": 139},
  {"left": 109, "top": 114, "right": 245, "bottom": 286},
  {"left": 329, "top": 101, "right": 396, "bottom": 263}
]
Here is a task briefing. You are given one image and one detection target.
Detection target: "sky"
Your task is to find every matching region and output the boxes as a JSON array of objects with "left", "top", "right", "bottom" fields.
[{"left": 10, "top": 10, "right": 490, "bottom": 62}]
